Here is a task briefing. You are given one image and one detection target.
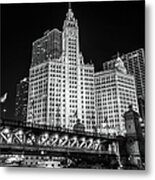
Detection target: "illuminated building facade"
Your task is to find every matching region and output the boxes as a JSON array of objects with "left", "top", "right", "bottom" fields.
[
  {"left": 15, "top": 77, "right": 29, "bottom": 122},
  {"left": 102, "top": 49, "right": 145, "bottom": 119},
  {"left": 27, "top": 6, "right": 96, "bottom": 131},
  {"left": 95, "top": 57, "right": 139, "bottom": 134}
]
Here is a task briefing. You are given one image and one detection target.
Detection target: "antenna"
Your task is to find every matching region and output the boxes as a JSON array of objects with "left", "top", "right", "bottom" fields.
[
  {"left": 68, "top": 2, "right": 71, "bottom": 10},
  {"left": 117, "top": 51, "right": 120, "bottom": 58},
  {"left": 112, "top": 51, "right": 120, "bottom": 59}
]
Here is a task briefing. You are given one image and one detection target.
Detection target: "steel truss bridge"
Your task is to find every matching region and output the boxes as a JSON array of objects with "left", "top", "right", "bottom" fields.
[{"left": 0, "top": 119, "right": 122, "bottom": 168}]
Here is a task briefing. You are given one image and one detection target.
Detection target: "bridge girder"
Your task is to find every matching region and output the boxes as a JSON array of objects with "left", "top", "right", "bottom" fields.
[{"left": 0, "top": 124, "right": 120, "bottom": 156}]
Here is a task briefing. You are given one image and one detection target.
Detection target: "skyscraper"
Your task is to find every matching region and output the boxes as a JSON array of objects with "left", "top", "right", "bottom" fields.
[
  {"left": 15, "top": 77, "right": 29, "bottom": 122},
  {"left": 102, "top": 49, "right": 145, "bottom": 99},
  {"left": 32, "top": 28, "right": 62, "bottom": 67},
  {"left": 102, "top": 48, "right": 145, "bottom": 119},
  {"left": 27, "top": 6, "right": 96, "bottom": 131},
  {"left": 95, "top": 56, "right": 139, "bottom": 134}
]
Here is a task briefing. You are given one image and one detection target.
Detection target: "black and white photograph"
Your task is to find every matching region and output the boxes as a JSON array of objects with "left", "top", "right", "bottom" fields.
[{"left": 0, "top": 0, "right": 145, "bottom": 170}]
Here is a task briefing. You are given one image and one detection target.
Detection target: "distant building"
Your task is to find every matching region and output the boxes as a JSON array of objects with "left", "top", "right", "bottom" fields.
[
  {"left": 102, "top": 49, "right": 145, "bottom": 119},
  {"left": 31, "top": 28, "right": 62, "bottom": 67},
  {"left": 95, "top": 56, "right": 139, "bottom": 134},
  {"left": 27, "top": 6, "right": 96, "bottom": 132},
  {"left": 15, "top": 77, "right": 28, "bottom": 122}
]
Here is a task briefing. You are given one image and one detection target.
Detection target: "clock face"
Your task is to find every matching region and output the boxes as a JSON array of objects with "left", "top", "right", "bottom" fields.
[{"left": 69, "top": 30, "right": 75, "bottom": 37}]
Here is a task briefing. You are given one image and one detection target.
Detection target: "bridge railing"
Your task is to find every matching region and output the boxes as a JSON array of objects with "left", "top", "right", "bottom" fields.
[{"left": 0, "top": 118, "right": 117, "bottom": 139}]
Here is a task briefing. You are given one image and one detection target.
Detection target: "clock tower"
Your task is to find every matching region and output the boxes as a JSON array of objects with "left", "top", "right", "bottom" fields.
[
  {"left": 60, "top": 4, "right": 96, "bottom": 130},
  {"left": 62, "top": 4, "right": 80, "bottom": 65},
  {"left": 27, "top": 3, "right": 97, "bottom": 132}
]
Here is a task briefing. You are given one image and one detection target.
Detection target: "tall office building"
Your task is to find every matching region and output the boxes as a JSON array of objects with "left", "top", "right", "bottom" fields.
[
  {"left": 102, "top": 49, "right": 145, "bottom": 98},
  {"left": 102, "top": 49, "right": 145, "bottom": 119},
  {"left": 15, "top": 77, "right": 29, "bottom": 122},
  {"left": 27, "top": 6, "right": 96, "bottom": 131},
  {"left": 95, "top": 56, "right": 139, "bottom": 134},
  {"left": 31, "top": 29, "right": 62, "bottom": 67}
]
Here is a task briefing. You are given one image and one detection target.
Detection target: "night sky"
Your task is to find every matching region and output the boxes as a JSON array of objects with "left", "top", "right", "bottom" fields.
[{"left": 1, "top": 1, "right": 145, "bottom": 119}]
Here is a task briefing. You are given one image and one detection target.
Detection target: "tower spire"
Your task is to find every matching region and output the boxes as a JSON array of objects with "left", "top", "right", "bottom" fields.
[
  {"left": 68, "top": 2, "right": 71, "bottom": 10},
  {"left": 117, "top": 51, "right": 120, "bottom": 58},
  {"left": 66, "top": 2, "right": 74, "bottom": 21},
  {"left": 115, "top": 51, "right": 127, "bottom": 74}
]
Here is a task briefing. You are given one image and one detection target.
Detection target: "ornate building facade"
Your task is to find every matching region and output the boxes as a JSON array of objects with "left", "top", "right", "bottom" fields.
[
  {"left": 95, "top": 56, "right": 139, "bottom": 134},
  {"left": 102, "top": 49, "right": 145, "bottom": 120},
  {"left": 27, "top": 7, "right": 96, "bottom": 131}
]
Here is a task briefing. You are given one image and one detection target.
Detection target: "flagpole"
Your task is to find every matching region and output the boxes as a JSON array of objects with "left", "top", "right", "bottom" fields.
[
  {"left": 30, "top": 98, "right": 35, "bottom": 124},
  {"left": 104, "top": 116, "right": 109, "bottom": 136}
]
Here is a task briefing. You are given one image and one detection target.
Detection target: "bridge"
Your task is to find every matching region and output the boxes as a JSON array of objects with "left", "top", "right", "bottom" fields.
[{"left": 0, "top": 118, "right": 122, "bottom": 168}]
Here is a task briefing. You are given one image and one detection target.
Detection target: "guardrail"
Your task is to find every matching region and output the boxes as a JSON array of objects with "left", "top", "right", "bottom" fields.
[{"left": 0, "top": 118, "right": 117, "bottom": 139}]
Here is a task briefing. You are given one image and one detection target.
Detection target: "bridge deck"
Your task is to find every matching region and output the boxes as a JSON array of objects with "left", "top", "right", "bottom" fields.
[{"left": 0, "top": 118, "right": 117, "bottom": 140}]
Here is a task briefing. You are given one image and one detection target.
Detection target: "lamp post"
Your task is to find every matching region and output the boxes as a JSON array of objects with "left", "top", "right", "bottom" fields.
[
  {"left": 91, "top": 111, "right": 96, "bottom": 133},
  {"left": 104, "top": 116, "right": 109, "bottom": 135},
  {"left": 3, "top": 108, "right": 7, "bottom": 119},
  {"left": 0, "top": 92, "right": 8, "bottom": 119}
]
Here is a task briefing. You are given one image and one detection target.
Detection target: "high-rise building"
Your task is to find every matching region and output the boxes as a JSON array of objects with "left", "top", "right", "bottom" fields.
[
  {"left": 27, "top": 6, "right": 96, "bottom": 132},
  {"left": 102, "top": 49, "right": 145, "bottom": 99},
  {"left": 15, "top": 77, "right": 29, "bottom": 122},
  {"left": 32, "top": 28, "right": 62, "bottom": 67},
  {"left": 95, "top": 56, "right": 139, "bottom": 134},
  {"left": 102, "top": 49, "right": 145, "bottom": 119}
]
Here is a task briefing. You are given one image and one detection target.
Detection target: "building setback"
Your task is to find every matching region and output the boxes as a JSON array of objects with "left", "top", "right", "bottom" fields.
[
  {"left": 27, "top": 7, "right": 96, "bottom": 131},
  {"left": 95, "top": 57, "right": 139, "bottom": 134},
  {"left": 15, "top": 77, "right": 29, "bottom": 122}
]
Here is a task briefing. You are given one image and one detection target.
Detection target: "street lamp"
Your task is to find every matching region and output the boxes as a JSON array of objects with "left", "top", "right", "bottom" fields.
[{"left": 3, "top": 109, "right": 7, "bottom": 118}]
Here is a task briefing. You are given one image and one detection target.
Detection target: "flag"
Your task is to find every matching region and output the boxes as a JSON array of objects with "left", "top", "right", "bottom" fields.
[
  {"left": 30, "top": 111, "right": 35, "bottom": 119},
  {"left": 73, "top": 110, "right": 78, "bottom": 118},
  {"left": 42, "top": 94, "right": 47, "bottom": 99},
  {"left": 30, "top": 99, "right": 34, "bottom": 108},
  {"left": 56, "top": 106, "right": 60, "bottom": 117},
  {"left": 104, "top": 116, "right": 108, "bottom": 123},
  {"left": 103, "top": 123, "right": 110, "bottom": 130},
  {"left": 41, "top": 93, "right": 47, "bottom": 99},
  {"left": 0, "top": 93, "right": 8, "bottom": 103}
]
